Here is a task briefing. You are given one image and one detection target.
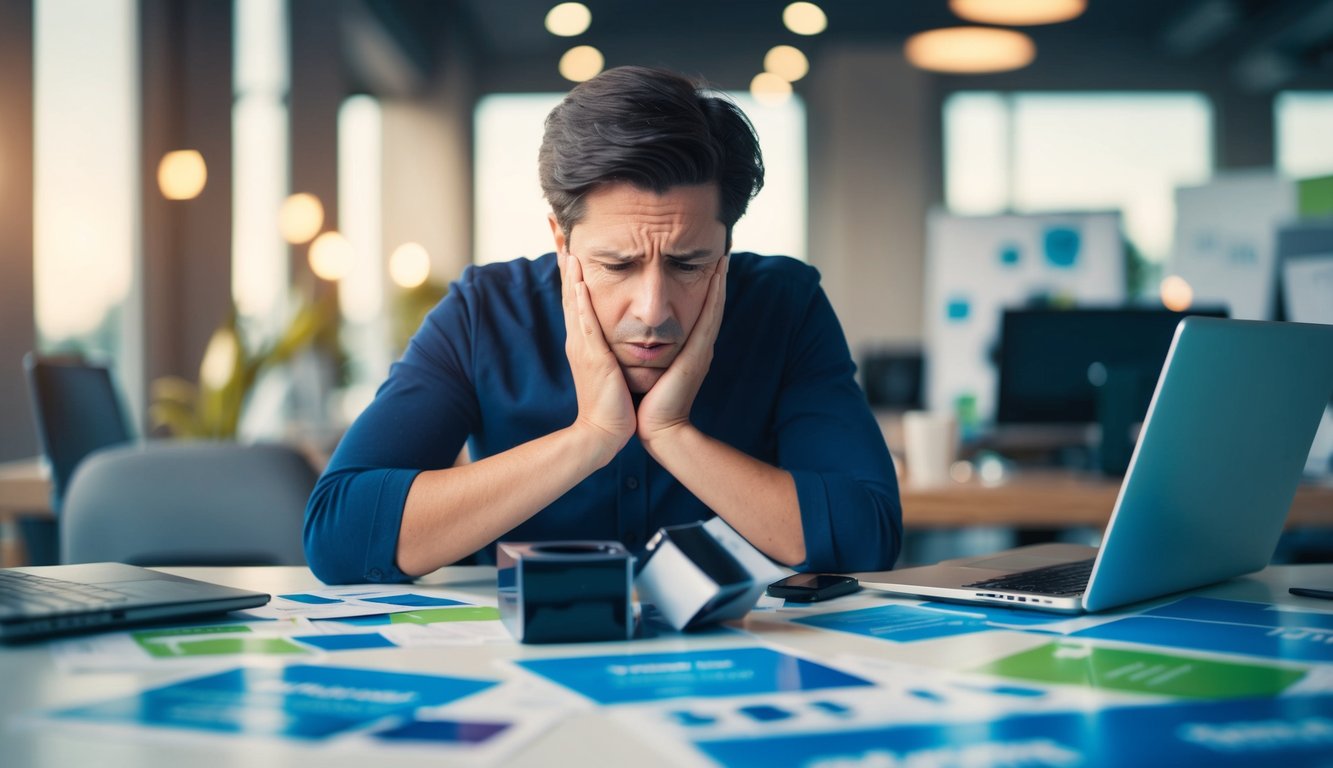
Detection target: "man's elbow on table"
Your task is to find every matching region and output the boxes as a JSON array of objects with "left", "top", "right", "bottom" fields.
[{"left": 303, "top": 480, "right": 410, "bottom": 586}]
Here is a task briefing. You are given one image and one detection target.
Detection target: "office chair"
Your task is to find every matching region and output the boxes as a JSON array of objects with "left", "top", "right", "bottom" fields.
[
  {"left": 21, "top": 353, "right": 136, "bottom": 565},
  {"left": 60, "top": 441, "right": 317, "bottom": 567}
]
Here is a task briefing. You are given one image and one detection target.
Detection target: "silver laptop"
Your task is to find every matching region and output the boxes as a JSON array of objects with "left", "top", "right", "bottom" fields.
[
  {"left": 859, "top": 317, "right": 1333, "bottom": 614},
  {"left": 0, "top": 562, "right": 270, "bottom": 642}
]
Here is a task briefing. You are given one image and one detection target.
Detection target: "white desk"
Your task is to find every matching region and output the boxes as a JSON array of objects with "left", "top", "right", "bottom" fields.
[{"left": 2, "top": 564, "right": 1332, "bottom": 767}]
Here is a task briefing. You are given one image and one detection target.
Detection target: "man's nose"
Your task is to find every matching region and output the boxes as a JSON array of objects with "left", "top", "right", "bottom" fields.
[{"left": 630, "top": 265, "right": 671, "bottom": 330}]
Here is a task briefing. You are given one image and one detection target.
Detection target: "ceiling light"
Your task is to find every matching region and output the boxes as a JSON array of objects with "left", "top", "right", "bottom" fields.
[
  {"left": 949, "top": 0, "right": 1085, "bottom": 26},
  {"left": 750, "top": 72, "right": 793, "bottom": 106},
  {"left": 1160, "top": 275, "right": 1194, "bottom": 312},
  {"left": 904, "top": 27, "right": 1036, "bottom": 74},
  {"left": 389, "top": 242, "right": 431, "bottom": 289},
  {"left": 157, "top": 150, "right": 207, "bottom": 200},
  {"left": 783, "top": 2, "right": 827, "bottom": 36},
  {"left": 279, "top": 193, "right": 324, "bottom": 244},
  {"left": 559, "top": 45, "right": 604, "bottom": 82},
  {"left": 545, "top": 2, "right": 591, "bottom": 37},
  {"left": 764, "top": 45, "right": 809, "bottom": 82},
  {"left": 308, "top": 231, "right": 354, "bottom": 282}
]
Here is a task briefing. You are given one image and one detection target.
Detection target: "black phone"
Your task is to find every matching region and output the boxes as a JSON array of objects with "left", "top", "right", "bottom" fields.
[
  {"left": 766, "top": 573, "right": 861, "bottom": 602},
  {"left": 1290, "top": 587, "right": 1333, "bottom": 601}
]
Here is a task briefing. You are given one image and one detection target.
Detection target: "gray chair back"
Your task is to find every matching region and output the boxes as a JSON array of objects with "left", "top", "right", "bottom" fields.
[
  {"left": 21, "top": 353, "right": 136, "bottom": 564},
  {"left": 61, "top": 442, "right": 316, "bottom": 567},
  {"left": 23, "top": 353, "right": 136, "bottom": 509}
]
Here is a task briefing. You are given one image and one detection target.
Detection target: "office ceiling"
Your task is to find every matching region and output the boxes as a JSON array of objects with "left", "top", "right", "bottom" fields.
[{"left": 364, "top": 0, "right": 1333, "bottom": 92}]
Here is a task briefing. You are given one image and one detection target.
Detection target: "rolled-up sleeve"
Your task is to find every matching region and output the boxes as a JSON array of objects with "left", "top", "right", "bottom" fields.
[
  {"left": 304, "top": 283, "right": 480, "bottom": 584},
  {"left": 775, "top": 288, "right": 902, "bottom": 572}
]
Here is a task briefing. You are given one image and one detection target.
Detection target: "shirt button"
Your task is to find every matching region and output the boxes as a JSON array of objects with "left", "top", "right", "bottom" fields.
[
  {"left": 625, "top": 476, "right": 639, "bottom": 490},
  {"left": 369, "top": 568, "right": 383, "bottom": 580}
]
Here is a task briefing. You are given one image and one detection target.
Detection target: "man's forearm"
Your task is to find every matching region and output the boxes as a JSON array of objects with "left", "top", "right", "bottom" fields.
[
  {"left": 396, "top": 424, "right": 620, "bottom": 576},
  {"left": 641, "top": 424, "right": 806, "bottom": 566}
]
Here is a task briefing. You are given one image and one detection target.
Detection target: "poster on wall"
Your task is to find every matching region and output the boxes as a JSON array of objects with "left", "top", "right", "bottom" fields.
[
  {"left": 1170, "top": 171, "right": 1297, "bottom": 321},
  {"left": 924, "top": 210, "right": 1125, "bottom": 424}
]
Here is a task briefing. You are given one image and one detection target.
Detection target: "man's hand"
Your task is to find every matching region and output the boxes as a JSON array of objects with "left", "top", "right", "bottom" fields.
[
  {"left": 637, "top": 255, "right": 729, "bottom": 445},
  {"left": 559, "top": 250, "right": 636, "bottom": 460}
]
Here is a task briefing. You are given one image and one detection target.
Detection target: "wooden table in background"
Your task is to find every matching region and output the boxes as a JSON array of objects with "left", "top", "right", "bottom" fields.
[
  {"left": 3, "top": 456, "right": 1331, "bottom": 567},
  {"left": 901, "top": 469, "right": 1333, "bottom": 530},
  {"left": 0, "top": 458, "right": 53, "bottom": 568}
]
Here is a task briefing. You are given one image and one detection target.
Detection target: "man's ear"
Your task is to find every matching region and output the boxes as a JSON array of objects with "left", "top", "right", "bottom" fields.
[{"left": 547, "top": 213, "right": 567, "bottom": 256}]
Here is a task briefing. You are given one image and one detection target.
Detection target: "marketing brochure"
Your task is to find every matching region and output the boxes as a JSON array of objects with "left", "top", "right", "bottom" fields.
[
  {"left": 240, "top": 584, "right": 490, "bottom": 621},
  {"left": 613, "top": 656, "right": 1093, "bottom": 749},
  {"left": 339, "top": 675, "right": 582, "bottom": 764},
  {"left": 50, "top": 606, "right": 508, "bottom": 672},
  {"left": 974, "top": 640, "right": 1308, "bottom": 699},
  {"left": 51, "top": 620, "right": 317, "bottom": 672},
  {"left": 33, "top": 663, "right": 572, "bottom": 762},
  {"left": 1073, "top": 597, "right": 1333, "bottom": 664},
  {"left": 514, "top": 646, "right": 874, "bottom": 706},
  {"left": 45, "top": 664, "right": 496, "bottom": 740},
  {"left": 687, "top": 693, "right": 1333, "bottom": 768},
  {"left": 794, "top": 603, "right": 1000, "bottom": 643},
  {"left": 792, "top": 601, "right": 1091, "bottom": 645}
]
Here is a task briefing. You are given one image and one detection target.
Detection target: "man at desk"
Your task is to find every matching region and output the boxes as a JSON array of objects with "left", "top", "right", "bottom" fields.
[{"left": 304, "top": 66, "right": 901, "bottom": 584}]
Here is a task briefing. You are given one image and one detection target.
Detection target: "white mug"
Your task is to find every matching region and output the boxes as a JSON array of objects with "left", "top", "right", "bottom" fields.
[{"left": 902, "top": 410, "right": 958, "bottom": 488}]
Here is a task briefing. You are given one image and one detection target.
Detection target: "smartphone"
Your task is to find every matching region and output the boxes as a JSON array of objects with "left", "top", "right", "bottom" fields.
[
  {"left": 1289, "top": 587, "right": 1333, "bottom": 601},
  {"left": 766, "top": 573, "right": 861, "bottom": 602}
]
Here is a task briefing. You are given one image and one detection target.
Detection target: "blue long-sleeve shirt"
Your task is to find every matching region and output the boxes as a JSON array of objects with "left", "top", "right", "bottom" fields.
[{"left": 304, "top": 252, "right": 901, "bottom": 584}]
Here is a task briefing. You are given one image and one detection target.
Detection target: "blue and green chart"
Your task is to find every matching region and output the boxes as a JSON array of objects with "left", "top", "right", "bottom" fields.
[{"left": 49, "top": 664, "right": 496, "bottom": 741}]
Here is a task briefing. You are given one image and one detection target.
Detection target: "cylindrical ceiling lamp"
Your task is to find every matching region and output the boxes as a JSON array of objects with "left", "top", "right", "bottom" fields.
[
  {"left": 950, "top": 0, "right": 1086, "bottom": 26},
  {"left": 904, "top": 27, "right": 1036, "bottom": 74}
]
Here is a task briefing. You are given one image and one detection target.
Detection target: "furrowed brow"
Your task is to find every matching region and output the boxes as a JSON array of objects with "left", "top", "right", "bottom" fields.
[
  {"left": 665, "top": 250, "right": 715, "bottom": 263},
  {"left": 587, "top": 248, "right": 640, "bottom": 262}
]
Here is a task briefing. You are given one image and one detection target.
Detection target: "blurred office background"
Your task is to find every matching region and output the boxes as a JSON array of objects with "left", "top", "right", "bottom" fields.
[{"left": 1, "top": 0, "right": 1331, "bottom": 565}]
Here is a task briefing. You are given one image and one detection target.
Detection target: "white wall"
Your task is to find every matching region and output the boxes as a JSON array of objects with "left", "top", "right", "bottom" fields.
[{"left": 806, "top": 46, "right": 934, "bottom": 354}]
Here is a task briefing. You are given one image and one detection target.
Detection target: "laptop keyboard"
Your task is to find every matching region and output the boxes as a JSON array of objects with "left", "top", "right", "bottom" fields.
[
  {"left": 0, "top": 570, "right": 131, "bottom": 615},
  {"left": 964, "top": 558, "right": 1096, "bottom": 597}
]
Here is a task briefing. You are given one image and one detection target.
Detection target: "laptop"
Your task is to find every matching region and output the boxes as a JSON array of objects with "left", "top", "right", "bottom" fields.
[
  {"left": 0, "top": 562, "right": 270, "bottom": 642},
  {"left": 859, "top": 317, "right": 1333, "bottom": 614}
]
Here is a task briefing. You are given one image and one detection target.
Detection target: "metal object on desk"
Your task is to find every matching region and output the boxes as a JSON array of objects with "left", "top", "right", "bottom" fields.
[
  {"left": 496, "top": 541, "right": 634, "bottom": 643},
  {"left": 635, "top": 522, "right": 758, "bottom": 631}
]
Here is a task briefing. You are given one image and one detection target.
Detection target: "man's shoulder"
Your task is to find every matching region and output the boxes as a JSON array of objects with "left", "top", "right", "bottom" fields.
[
  {"left": 729, "top": 252, "right": 820, "bottom": 293},
  {"left": 458, "top": 253, "right": 558, "bottom": 295}
]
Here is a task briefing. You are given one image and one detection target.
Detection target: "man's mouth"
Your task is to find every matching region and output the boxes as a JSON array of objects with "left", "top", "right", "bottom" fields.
[{"left": 623, "top": 341, "right": 674, "bottom": 364}]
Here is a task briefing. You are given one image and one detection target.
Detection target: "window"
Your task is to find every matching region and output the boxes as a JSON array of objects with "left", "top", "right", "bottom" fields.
[
  {"left": 336, "top": 95, "right": 390, "bottom": 422},
  {"left": 232, "top": 0, "right": 290, "bottom": 339},
  {"left": 34, "top": 0, "right": 141, "bottom": 406},
  {"left": 473, "top": 92, "right": 807, "bottom": 265},
  {"left": 1275, "top": 92, "right": 1333, "bottom": 178},
  {"left": 945, "top": 92, "right": 1213, "bottom": 268}
]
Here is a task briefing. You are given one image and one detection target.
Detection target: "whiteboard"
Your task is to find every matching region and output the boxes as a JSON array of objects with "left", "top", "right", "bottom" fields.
[
  {"left": 924, "top": 210, "right": 1126, "bottom": 425},
  {"left": 1170, "top": 171, "right": 1297, "bottom": 320}
]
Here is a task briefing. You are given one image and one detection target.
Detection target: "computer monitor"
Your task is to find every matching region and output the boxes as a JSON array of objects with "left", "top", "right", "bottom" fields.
[
  {"left": 860, "top": 348, "right": 924, "bottom": 409},
  {"left": 996, "top": 307, "right": 1228, "bottom": 426}
]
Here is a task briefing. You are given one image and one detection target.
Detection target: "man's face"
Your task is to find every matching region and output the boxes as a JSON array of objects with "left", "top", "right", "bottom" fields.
[{"left": 551, "top": 182, "right": 728, "bottom": 394}]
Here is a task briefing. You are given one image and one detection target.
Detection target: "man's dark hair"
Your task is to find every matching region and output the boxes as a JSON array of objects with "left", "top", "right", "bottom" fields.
[{"left": 538, "top": 66, "right": 765, "bottom": 249}]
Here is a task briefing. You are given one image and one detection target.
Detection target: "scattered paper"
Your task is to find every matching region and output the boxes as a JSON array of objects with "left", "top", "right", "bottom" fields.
[
  {"left": 512, "top": 646, "right": 873, "bottom": 706},
  {"left": 240, "top": 584, "right": 490, "bottom": 621},
  {"left": 28, "top": 663, "right": 576, "bottom": 764}
]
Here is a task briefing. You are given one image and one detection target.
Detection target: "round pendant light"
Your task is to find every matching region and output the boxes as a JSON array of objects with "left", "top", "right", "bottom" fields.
[
  {"left": 904, "top": 27, "right": 1036, "bottom": 74},
  {"left": 949, "top": 0, "right": 1085, "bottom": 26}
]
